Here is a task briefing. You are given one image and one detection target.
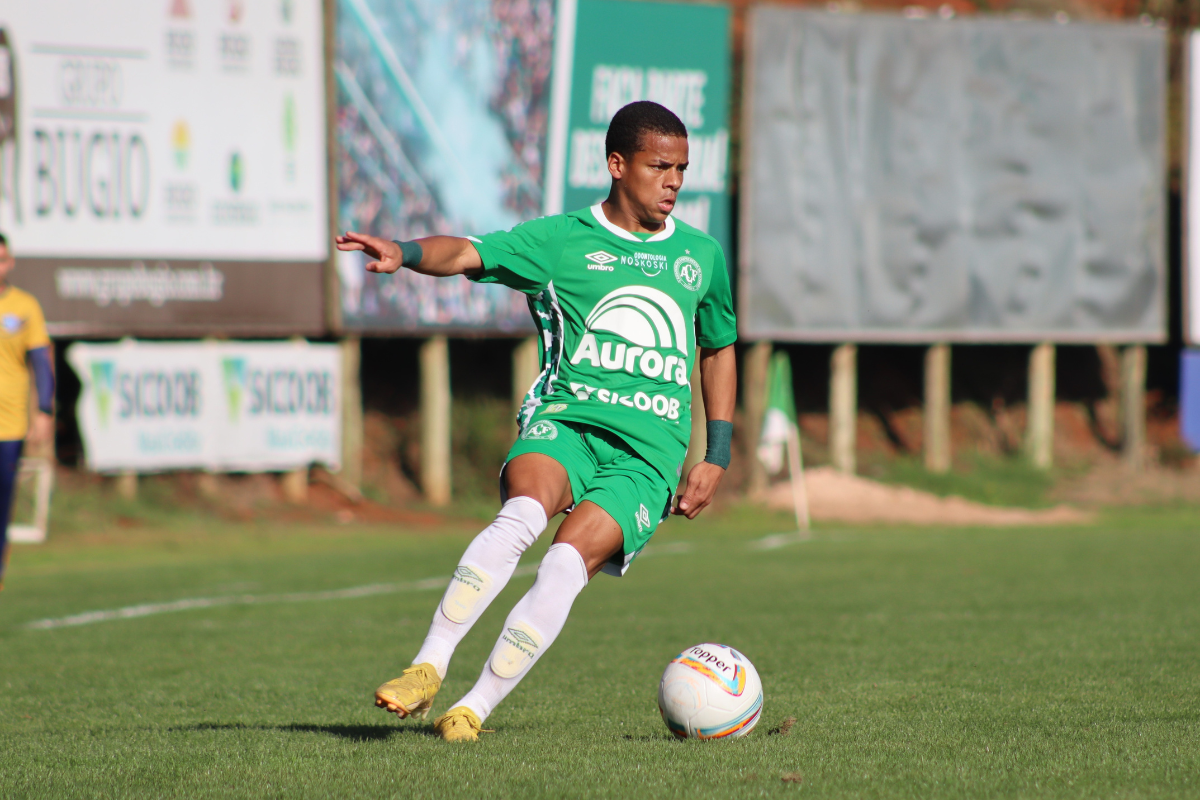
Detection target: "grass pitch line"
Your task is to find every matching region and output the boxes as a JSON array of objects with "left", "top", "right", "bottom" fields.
[
  {"left": 25, "top": 543, "right": 696, "bottom": 631},
  {"left": 749, "top": 531, "right": 813, "bottom": 551}
]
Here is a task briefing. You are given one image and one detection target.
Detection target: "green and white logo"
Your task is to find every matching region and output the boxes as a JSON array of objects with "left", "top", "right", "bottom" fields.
[
  {"left": 674, "top": 255, "right": 702, "bottom": 292},
  {"left": 522, "top": 420, "right": 559, "bottom": 440},
  {"left": 222, "top": 357, "right": 247, "bottom": 421},
  {"left": 90, "top": 361, "right": 116, "bottom": 427}
]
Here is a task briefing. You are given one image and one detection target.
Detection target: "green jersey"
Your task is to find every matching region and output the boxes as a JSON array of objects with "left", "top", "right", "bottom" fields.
[{"left": 469, "top": 204, "right": 738, "bottom": 486}]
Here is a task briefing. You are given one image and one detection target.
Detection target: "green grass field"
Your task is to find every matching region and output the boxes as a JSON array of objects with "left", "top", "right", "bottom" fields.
[{"left": 2, "top": 503, "right": 1199, "bottom": 798}]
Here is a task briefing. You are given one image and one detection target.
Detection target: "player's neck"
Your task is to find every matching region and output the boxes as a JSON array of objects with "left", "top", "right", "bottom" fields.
[{"left": 599, "top": 197, "right": 664, "bottom": 235}]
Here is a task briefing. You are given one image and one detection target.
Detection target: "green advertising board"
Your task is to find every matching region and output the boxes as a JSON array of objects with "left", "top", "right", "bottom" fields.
[{"left": 544, "top": 0, "right": 732, "bottom": 252}]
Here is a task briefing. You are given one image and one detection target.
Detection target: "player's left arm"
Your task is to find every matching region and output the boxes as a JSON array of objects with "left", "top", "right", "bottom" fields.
[
  {"left": 674, "top": 344, "right": 736, "bottom": 519},
  {"left": 335, "top": 232, "right": 483, "bottom": 277},
  {"left": 24, "top": 300, "right": 54, "bottom": 445}
]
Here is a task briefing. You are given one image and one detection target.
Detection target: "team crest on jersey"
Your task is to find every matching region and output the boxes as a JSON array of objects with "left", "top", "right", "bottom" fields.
[
  {"left": 585, "top": 251, "right": 617, "bottom": 272},
  {"left": 674, "top": 255, "right": 702, "bottom": 292},
  {"left": 522, "top": 420, "right": 559, "bottom": 440},
  {"left": 2, "top": 314, "right": 23, "bottom": 333}
]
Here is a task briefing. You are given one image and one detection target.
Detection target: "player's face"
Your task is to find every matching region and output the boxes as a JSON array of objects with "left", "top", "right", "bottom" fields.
[
  {"left": 0, "top": 246, "right": 13, "bottom": 284},
  {"left": 609, "top": 134, "right": 688, "bottom": 225}
]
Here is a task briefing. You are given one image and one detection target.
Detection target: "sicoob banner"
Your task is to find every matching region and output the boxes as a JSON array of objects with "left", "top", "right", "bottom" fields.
[{"left": 67, "top": 340, "right": 342, "bottom": 473}]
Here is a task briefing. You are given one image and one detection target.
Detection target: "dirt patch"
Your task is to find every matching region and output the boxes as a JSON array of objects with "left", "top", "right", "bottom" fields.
[{"left": 760, "top": 467, "right": 1091, "bottom": 526}]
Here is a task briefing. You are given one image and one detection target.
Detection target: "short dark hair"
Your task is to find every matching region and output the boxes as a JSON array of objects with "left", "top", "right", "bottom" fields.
[
  {"left": 605, "top": 101, "right": 687, "bottom": 159},
  {"left": 0, "top": 232, "right": 6, "bottom": 247}
]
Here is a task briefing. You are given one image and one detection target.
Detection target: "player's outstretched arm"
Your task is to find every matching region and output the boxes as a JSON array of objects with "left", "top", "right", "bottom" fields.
[
  {"left": 335, "top": 232, "right": 483, "bottom": 278},
  {"left": 675, "top": 344, "right": 737, "bottom": 520}
]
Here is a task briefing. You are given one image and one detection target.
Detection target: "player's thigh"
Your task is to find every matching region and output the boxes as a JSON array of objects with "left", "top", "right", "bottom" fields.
[
  {"left": 502, "top": 421, "right": 594, "bottom": 518},
  {"left": 551, "top": 500, "right": 624, "bottom": 580},
  {"left": 579, "top": 462, "right": 672, "bottom": 576}
]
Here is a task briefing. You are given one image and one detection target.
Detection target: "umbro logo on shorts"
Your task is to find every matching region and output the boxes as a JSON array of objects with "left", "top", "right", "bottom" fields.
[{"left": 636, "top": 503, "right": 651, "bottom": 532}]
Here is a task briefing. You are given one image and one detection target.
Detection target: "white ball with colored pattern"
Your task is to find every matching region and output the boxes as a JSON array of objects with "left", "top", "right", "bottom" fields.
[{"left": 657, "top": 643, "right": 763, "bottom": 739}]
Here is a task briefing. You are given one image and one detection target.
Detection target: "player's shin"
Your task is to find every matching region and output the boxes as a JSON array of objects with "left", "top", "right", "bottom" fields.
[
  {"left": 412, "top": 496, "right": 548, "bottom": 678},
  {"left": 454, "top": 542, "right": 589, "bottom": 722}
]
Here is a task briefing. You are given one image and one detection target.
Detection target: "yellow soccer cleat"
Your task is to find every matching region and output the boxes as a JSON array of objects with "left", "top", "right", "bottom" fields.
[
  {"left": 374, "top": 663, "right": 441, "bottom": 720},
  {"left": 433, "top": 706, "right": 489, "bottom": 742}
]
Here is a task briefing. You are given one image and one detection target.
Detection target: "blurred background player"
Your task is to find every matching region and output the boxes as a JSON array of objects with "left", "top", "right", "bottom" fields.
[
  {"left": 337, "top": 101, "right": 738, "bottom": 741},
  {"left": 0, "top": 232, "right": 54, "bottom": 591}
]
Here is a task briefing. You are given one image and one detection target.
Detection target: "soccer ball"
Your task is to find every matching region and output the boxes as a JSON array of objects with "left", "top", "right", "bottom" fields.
[{"left": 657, "top": 643, "right": 763, "bottom": 739}]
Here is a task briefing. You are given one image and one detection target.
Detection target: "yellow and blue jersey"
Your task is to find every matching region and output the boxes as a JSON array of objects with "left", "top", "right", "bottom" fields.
[{"left": 0, "top": 286, "right": 50, "bottom": 440}]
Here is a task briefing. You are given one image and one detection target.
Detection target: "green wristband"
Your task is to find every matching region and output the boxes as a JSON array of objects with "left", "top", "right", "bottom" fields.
[
  {"left": 704, "top": 420, "right": 733, "bottom": 469},
  {"left": 392, "top": 240, "right": 423, "bottom": 268}
]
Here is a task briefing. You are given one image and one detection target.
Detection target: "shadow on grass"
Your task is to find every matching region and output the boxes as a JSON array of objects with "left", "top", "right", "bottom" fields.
[{"left": 178, "top": 722, "right": 438, "bottom": 741}]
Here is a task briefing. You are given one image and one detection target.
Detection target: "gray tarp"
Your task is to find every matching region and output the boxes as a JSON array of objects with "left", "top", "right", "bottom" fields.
[{"left": 740, "top": 10, "right": 1166, "bottom": 342}]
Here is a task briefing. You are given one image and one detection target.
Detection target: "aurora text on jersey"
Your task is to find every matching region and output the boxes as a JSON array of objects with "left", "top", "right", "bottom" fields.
[{"left": 469, "top": 205, "right": 737, "bottom": 485}]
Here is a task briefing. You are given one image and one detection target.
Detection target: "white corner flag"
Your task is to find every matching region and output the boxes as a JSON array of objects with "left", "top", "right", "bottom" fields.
[{"left": 757, "top": 352, "right": 810, "bottom": 531}]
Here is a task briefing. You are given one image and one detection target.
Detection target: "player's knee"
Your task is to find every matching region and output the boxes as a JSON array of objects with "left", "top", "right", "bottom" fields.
[
  {"left": 539, "top": 542, "right": 589, "bottom": 587},
  {"left": 494, "top": 495, "right": 549, "bottom": 550}
]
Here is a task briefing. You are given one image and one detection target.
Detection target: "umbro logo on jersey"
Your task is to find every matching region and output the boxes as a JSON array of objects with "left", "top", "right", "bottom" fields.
[{"left": 585, "top": 250, "right": 617, "bottom": 271}]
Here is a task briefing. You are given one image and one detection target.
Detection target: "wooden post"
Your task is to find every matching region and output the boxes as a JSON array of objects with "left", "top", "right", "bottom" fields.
[
  {"left": 924, "top": 343, "right": 951, "bottom": 473},
  {"left": 340, "top": 336, "right": 363, "bottom": 490},
  {"left": 682, "top": 358, "right": 708, "bottom": 480},
  {"left": 1120, "top": 344, "right": 1147, "bottom": 470},
  {"left": 512, "top": 337, "right": 540, "bottom": 434},
  {"left": 742, "top": 341, "right": 772, "bottom": 495},
  {"left": 115, "top": 471, "right": 138, "bottom": 501},
  {"left": 322, "top": 0, "right": 343, "bottom": 334},
  {"left": 197, "top": 472, "right": 219, "bottom": 500},
  {"left": 282, "top": 467, "right": 309, "bottom": 503},
  {"left": 1026, "top": 342, "right": 1055, "bottom": 470},
  {"left": 829, "top": 344, "right": 857, "bottom": 474},
  {"left": 420, "top": 336, "right": 451, "bottom": 506}
]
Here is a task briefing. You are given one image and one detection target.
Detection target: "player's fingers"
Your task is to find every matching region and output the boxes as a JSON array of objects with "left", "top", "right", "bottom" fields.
[
  {"left": 365, "top": 261, "right": 384, "bottom": 273},
  {"left": 335, "top": 240, "right": 365, "bottom": 251}
]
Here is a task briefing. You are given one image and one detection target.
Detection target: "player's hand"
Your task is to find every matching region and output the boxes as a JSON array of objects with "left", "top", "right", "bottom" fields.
[
  {"left": 28, "top": 412, "right": 53, "bottom": 446},
  {"left": 335, "top": 231, "right": 403, "bottom": 274},
  {"left": 673, "top": 461, "right": 725, "bottom": 519}
]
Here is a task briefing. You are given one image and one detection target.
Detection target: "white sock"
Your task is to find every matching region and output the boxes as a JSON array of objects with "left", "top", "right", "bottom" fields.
[
  {"left": 454, "top": 542, "right": 589, "bottom": 722},
  {"left": 412, "top": 496, "right": 547, "bottom": 679}
]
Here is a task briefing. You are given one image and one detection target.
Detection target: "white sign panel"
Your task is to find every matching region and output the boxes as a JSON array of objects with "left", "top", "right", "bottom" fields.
[
  {"left": 67, "top": 340, "right": 341, "bottom": 473},
  {"left": 0, "top": 0, "right": 327, "bottom": 261}
]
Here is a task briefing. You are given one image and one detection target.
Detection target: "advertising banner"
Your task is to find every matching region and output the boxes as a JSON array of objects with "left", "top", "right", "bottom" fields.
[
  {"left": 742, "top": 10, "right": 1166, "bottom": 342},
  {"left": 544, "top": 0, "right": 732, "bottom": 252},
  {"left": 334, "top": 0, "right": 547, "bottom": 333},
  {"left": 0, "top": 0, "right": 328, "bottom": 335},
  {"left": 67, "top": 340, "right": 341, "bottom": 473}
]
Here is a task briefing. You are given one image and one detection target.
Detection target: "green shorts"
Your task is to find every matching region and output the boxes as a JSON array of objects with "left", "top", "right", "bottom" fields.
[{"left": 504, "top": 419, "right": 673, "bottom": 576}]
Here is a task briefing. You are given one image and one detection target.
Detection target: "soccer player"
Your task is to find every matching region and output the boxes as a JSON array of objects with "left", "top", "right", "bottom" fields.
[
  {"left": 336, "top": 101, "right": 737, "bottom": 741},
  {"left": 0, "top": 233, "right": 54, "bottom": 592}
]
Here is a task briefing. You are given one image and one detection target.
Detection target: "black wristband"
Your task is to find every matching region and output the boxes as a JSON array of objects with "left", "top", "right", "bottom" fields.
[
  {"left": 392, "top": 240, "right": 423, "bottom": 268},
  {"left": 704, "top": 420, "right": 733, "bottom": 469}
]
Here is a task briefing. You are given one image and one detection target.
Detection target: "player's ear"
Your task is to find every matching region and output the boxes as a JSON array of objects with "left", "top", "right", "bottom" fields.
[{"left": 607, "top": 151, "right": 625, "bottom": 181}]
